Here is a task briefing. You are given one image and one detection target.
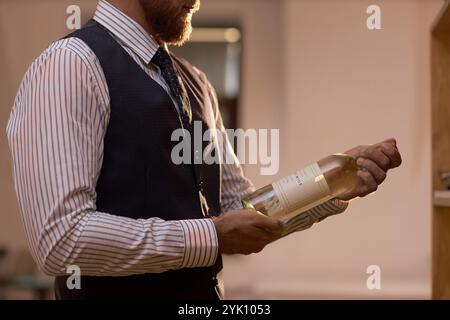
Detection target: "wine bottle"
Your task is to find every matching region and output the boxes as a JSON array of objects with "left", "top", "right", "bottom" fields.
[{"left": 242, "top": 154, "right": 360, "bottom": 222}]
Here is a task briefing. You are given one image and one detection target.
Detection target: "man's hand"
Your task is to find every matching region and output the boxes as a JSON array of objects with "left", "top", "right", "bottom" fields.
[
  {"left": 212, "top": 210, "right": 284, "bottom": 255},
  {"left": 338, "top": 138, "right": 402, "bottom": 201}
]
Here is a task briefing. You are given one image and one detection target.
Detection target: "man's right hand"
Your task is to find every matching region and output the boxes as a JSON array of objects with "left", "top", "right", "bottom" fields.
[{"left": 212, "top": 209, "right": 284, "bottom": 255}]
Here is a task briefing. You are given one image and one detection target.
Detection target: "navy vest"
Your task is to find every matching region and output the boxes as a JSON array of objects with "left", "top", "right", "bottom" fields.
[{"left": 54, "top": 20, "right": 223, "bottom": 300}]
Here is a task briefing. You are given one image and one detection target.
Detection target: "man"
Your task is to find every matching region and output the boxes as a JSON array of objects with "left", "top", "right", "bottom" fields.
[{"left": 6, "top": 0, "right": 401, "bottom": 300}]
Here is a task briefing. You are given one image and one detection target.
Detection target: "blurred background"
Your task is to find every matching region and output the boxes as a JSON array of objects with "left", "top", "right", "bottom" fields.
[{"left": 0, "top": 0, "right": 449, "bottom": 299}]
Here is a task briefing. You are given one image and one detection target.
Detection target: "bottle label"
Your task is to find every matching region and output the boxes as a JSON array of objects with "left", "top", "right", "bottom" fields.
[{"left": 272, "top": 163, "right": 331, "bottom": 213}]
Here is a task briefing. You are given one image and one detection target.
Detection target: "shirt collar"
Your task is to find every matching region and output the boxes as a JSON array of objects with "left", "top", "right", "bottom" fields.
[{"left": 93, "top": 0, "right": 160, "bottom": 64}]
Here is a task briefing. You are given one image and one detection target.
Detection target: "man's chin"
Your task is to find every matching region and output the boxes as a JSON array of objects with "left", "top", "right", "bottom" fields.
[
  {"left": 161, "top": 26, "right": 192, "bottom": 46},
  {"left": 167, "top": 34, "right": 191, "bottom": 46}
]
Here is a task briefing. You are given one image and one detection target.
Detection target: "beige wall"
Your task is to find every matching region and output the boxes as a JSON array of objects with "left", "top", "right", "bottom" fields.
[{"left": 0, "top": 0, "right": 445, "bottom": 299}]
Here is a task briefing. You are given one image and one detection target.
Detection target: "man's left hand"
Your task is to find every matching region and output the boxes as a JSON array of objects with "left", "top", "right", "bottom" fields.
[{"left": 338, "top": 138, "right": 402, "bottom": 201}]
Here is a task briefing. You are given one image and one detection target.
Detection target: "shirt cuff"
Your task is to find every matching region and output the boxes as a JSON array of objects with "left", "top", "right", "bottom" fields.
[
  {"left": 281, "top": 198, "right": 349, "bottom": 237},
  {"left": 179, "top": 219, "right": 219, "bottom": 268},
  {"left": 304, "top": 198, "right": 348, "bottom": 223}
]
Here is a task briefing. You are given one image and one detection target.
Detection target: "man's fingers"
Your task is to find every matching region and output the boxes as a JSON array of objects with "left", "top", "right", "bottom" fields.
[
  {"left": 243, "top": 226, "right": 280, "bottom": 254},
  {"left": 361, "top": 147, "right": 391, "bottom": 171},
  {"left": 216, "top": 209, "right": 285, "bottom": 255},
  {"left": 380, "top": 142, "right": 402, "bottom": 168},
  {"left": 382, "top": 137, "right": 397, "bottom": 146},
  {"left": 252, "top": 213, "right": 284, "bottom": 234},
  {"left": 340, "top": 138, "right": 402, "bottom": 200},
  {"left": 357, "top": 157, "right": 386, "bottom": 184},
  {"left": 357, "top": 170, "right": 378, "bottom": 197}
]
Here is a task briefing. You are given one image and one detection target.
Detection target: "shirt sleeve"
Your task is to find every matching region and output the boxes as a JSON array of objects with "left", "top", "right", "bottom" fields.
[
  {"left": 204, "top": 77, "right": 349, "bottom": 235},
  {"left": 5, "top": 41, "right": 218, "bottom": 277},
  {"left": 281, "top": 198, "right": 348, "bottom": 237}
]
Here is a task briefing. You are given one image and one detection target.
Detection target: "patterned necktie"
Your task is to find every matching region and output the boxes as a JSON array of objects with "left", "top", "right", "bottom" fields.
[{"left": 151, "top": 47, "right": 192, "bottom": 128}]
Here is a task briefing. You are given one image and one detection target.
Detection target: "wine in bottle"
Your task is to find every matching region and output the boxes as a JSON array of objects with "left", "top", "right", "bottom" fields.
[{"left": 241, "top": 154, "right": 360, "bottom": 222}]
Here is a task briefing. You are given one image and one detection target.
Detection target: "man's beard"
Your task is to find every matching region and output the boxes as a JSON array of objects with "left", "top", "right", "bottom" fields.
[{"left": 139, "top": 0, "right": 200, "bottom": 46}]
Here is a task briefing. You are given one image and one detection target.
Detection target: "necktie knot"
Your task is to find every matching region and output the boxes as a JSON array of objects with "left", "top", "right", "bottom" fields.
[{"left": 151, "top": 47, "right": 173, "bottom": 69}]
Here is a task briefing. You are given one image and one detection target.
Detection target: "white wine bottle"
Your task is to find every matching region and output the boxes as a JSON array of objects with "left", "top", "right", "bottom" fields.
[{"left": 242, "top": 154, "right": 360, "bottom": 222}]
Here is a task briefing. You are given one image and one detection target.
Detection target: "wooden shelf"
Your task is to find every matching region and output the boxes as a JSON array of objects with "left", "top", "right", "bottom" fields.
[
  {"left": 434, "top": 191, "right": 450, "bottom": 207},
  {"left": 432, "top": 0, "right": 450, "bottom": 300}
]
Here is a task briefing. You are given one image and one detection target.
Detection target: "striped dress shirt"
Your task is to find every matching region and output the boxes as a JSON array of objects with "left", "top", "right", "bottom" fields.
[{"left": 6, "top": 0, "right": 348, "bottom": 277}]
